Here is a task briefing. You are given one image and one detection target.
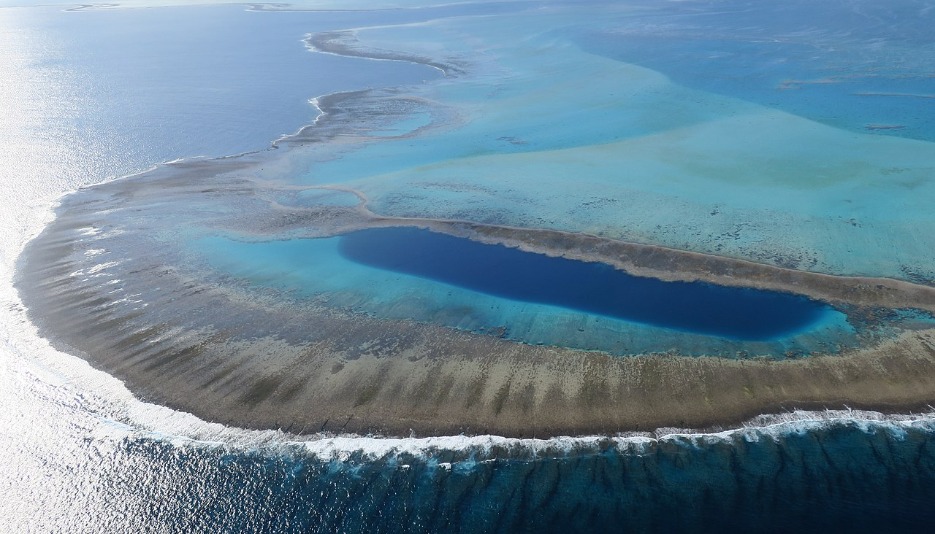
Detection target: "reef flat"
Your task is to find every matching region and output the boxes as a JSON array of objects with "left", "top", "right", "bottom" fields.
[
  {"left": 16, "top": 151, "right": 935, "bottom": 437},
  {"left": 16, "top": 1, "right": 935, "bottom": 438}
]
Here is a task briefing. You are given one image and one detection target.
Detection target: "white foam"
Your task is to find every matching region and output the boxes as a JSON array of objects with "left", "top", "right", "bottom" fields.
[
  {"left": 308, "top": 96, "right": 324, "bottom": 125},
  {"left": 90, "top": 403, "right": 935, "bottom": 463},
  {"left": 5, "top": 181, "right": 935, "bottom": 468},
  {"left": 87, "top": 261, "right": 119, "bottom": 274}
]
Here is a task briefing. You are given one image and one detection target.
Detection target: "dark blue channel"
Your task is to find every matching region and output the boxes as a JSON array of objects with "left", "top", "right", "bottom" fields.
[{"left": 338, "top": 227, "right": 829, "bottom": 340}]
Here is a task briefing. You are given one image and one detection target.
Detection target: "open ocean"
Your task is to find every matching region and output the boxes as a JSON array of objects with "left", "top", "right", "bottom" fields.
[{"left": 3, "top": 2, "right": 935, "bottom": 532}]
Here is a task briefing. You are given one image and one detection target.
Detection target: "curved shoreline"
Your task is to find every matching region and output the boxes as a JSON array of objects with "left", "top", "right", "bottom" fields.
[
  {"left": 305, "top": 30, "right": 466, "bottom": 77},
  {"left": 14, "top": 24, "right": 935, "bottom": 439},
  {"left": 15, "top": 161, "right": 935, "bottom": 437}
]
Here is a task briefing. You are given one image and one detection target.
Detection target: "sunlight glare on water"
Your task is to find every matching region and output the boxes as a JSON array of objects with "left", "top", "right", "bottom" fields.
[{"left": 2, "top": 2, "right": 935, "bottom": 532}]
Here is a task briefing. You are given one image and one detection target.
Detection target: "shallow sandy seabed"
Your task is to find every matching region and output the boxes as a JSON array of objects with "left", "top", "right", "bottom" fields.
[
  {"left": 16, "top": 1, "right": 935, "bottom": 438},
  {"left": 17, "top": 155, "right": 935, "bottom": 437}
]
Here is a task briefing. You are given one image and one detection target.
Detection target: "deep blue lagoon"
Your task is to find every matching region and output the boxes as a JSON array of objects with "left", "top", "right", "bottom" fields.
[{"left": 339, "top": 227, "right": 829, "bottom": 340}]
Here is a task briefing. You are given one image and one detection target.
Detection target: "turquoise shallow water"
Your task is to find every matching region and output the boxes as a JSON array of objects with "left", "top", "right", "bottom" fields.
[
  {"left": 168, "top": 0, "right": 935, "bottom": 356},
  {"left": 277, "top": 4, "right": 935, "bottom": 281},
  {"left": 578, "top": 0, "right": 935, "bottom": 143},
  {"left": 194, "top": 231, "right": 856, "bottom": 357},
  {"left": 5, "top": 2, "right": 935, "bottom": 532}
]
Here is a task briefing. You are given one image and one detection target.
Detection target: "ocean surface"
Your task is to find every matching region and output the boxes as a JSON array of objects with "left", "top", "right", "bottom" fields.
[{"left": 3, "top": 1, "right": 935, "bottom": 532}]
